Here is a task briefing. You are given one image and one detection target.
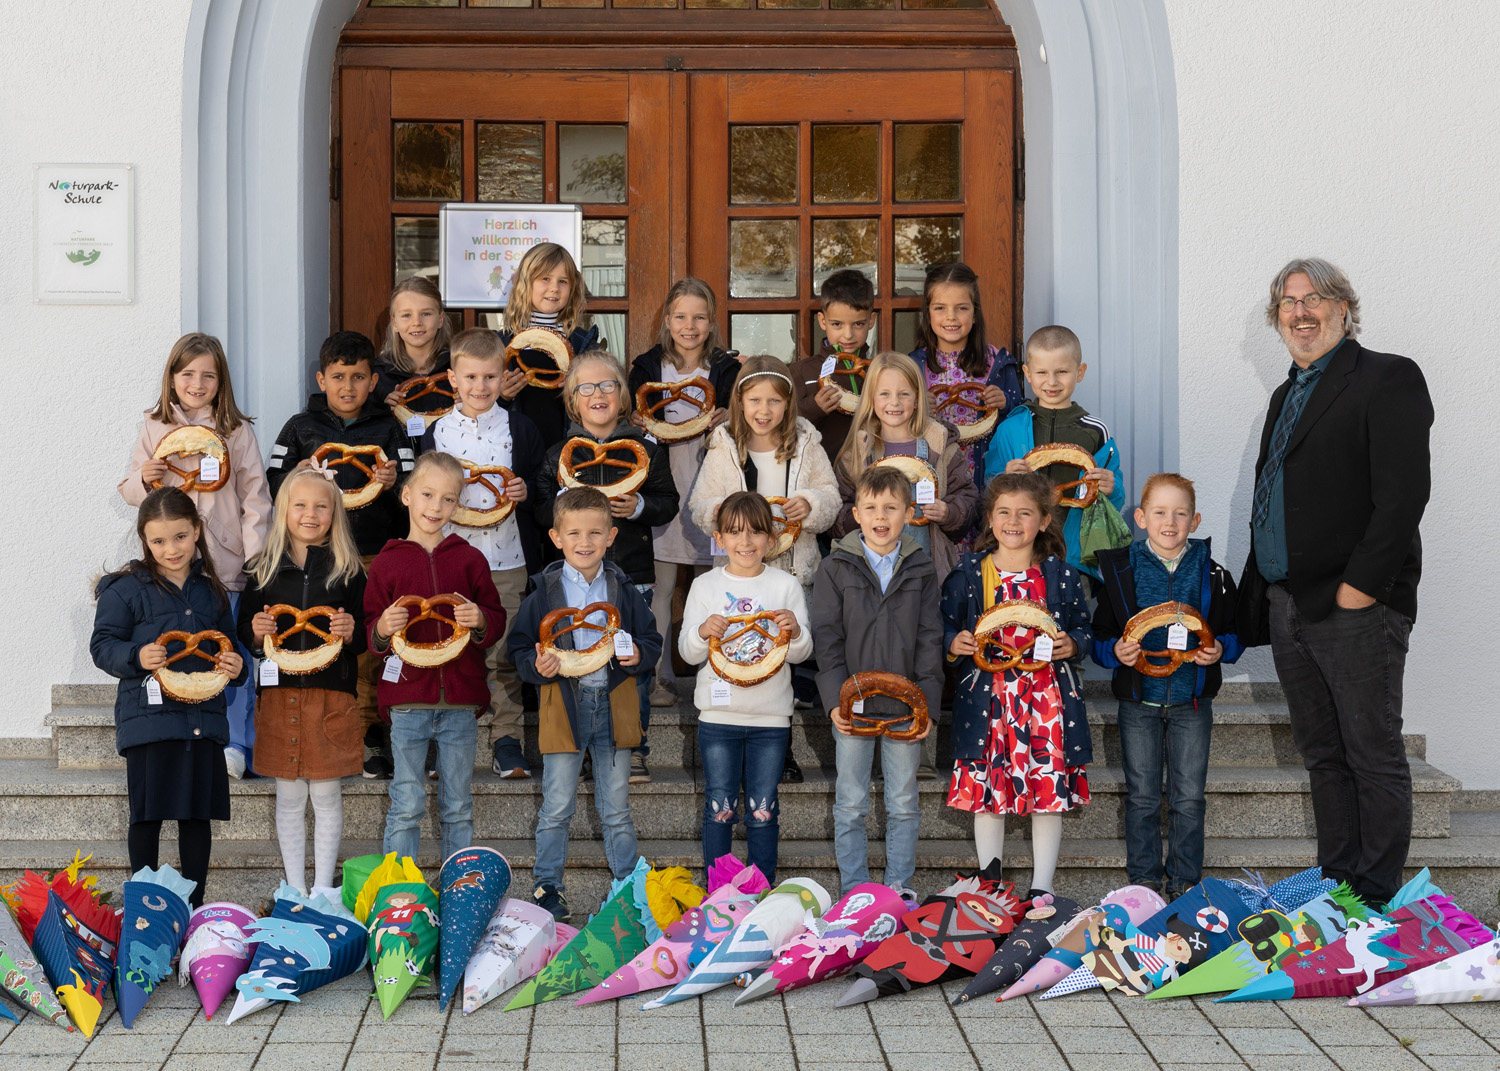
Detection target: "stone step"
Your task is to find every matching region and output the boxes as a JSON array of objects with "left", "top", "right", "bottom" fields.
[{"left": 0, "top": 754, "right": 1458, "bottom": 847}]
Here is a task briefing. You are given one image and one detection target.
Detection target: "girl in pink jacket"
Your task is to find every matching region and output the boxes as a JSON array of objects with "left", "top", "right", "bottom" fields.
[{"left": 120, "top": 332, "right": 272, "bottom": 778}]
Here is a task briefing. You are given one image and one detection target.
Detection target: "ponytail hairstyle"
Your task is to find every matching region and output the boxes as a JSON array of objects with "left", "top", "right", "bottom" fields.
[
  {"left": 148, "top": 333, "right": 253, "bottom": 437},
  {"left": 972, "top": 471, "right": 1067, "bottom": 564},
  {"left": 656, "top": 277, "right": 725, "bottom": 371},
  {"left": 250, "top": 469, "right": 363, "bottom": 591},
  {"left": 835, "top": 350, "right": 933, "bottom": 482},
  {"left": 504, "top": 242, "right": 587, "bottom": 337},
  {"left": 105, "top": 487, "right": 229, "bottom": 610},
  {"left": 915, "top": 262, "right": 990, "bottom": 379},
  {"left": 722, "top": 354, "right": 798, "bottom": 464},
  {"left": 382, "top": 276, "right": 452, "bottom": 375}
]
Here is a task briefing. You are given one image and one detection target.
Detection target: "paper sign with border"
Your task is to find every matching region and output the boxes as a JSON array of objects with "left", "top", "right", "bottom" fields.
[{"left": 439, "top": 202, "right": 582, "bottom": 309}]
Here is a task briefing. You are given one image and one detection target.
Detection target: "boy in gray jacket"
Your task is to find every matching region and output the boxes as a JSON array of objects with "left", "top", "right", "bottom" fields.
[{"left": 811, "top": 466, "right": 944, "bottom": 896}]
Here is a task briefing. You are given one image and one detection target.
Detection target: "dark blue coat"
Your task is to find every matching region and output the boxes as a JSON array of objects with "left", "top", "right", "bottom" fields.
[
  {"left": 940, "top": 553, "right": 1094, "bottom": 765},
  {"left": 91, "top": 561, "right": 247, "bottom": 753}
]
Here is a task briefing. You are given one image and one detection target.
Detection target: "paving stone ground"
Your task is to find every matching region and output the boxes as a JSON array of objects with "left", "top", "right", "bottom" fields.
[{"left": 10, "top": 968, "right": 1500, "bottom": 1071}]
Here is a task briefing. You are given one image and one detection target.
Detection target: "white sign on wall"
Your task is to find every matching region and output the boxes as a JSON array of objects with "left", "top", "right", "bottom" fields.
[
  {"left": 33, "top": 163, "right": 134, "bottom": 304},
  {"left": 439, "top": 202, "right": 582, "bottom": 310}
]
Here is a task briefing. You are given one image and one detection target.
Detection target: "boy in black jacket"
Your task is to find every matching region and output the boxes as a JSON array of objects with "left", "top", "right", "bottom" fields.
[
  {"left": 1090, "top": 473, "right": 1242, "bottom": 899},
  {"left": 268, "top": 330, "right": 412, "bottom": 777}
]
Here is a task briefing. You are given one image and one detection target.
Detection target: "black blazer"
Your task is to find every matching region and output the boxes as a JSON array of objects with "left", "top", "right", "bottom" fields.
[{"left": 1237, "top": 339, "right": 1433, "bottom": 645}]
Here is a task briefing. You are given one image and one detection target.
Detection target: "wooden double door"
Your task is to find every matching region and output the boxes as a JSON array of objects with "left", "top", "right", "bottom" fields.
[{"left": 338, "top": 66, "right": 1017, "bottom": 362}]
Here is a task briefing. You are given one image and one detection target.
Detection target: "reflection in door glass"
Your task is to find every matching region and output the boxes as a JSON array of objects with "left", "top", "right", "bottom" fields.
[
  {"left": 730, "top": 220, "right": 798, "bottom": 298},
  {"left": 892, "top": 310, "right": 921, "bottom": 354},
  {"left": 812, "top": 125, "right": 879, "bottom": 203},
  {"left": 393, "top": 217, "right": 439, "bottom": 286},
  {"left": 812, "top": 218, "right": 879, "bottom": 295},
  {"left": 581, "top": 220, "right": 627, "bottom": 298},
  {"left": 894, "top": 123, "right": 962, "bottom": 202},
  {"left": 731, "top": 314, "right": 799, "bottom": 362},
  {"left": 730, "top": 126, "right": 798, "bottom": 205},
  {"left": 477, "top": 124, "right": 544, "bottom": 202},
  {"left": 394, "top": 122, "right": 462, "bottom": 201},
  {"left": 894, "top": 216, "right": 962, "bottom": 295},
  {"left": 559, "top": 126, "right": 627, "bottom": 204}
]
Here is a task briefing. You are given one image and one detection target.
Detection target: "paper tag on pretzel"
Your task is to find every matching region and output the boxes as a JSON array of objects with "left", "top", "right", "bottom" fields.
[
  {"left": 1032, "top": 634, "right": 1055, "bottom": 662},
  {"left": 405, "top": 416, "right": 426, "bottom": 438},
  {"left": 146, "top": 678, "right": 163, "bottom": 705},
  {"left": 613, "top": 631, "right": 634, "bottom": 658},
  {"left": 1167, "top": 623, "right": 1190, "bottom": 651},
  {"left": 820, "top": 356, "right": 837, "bottom": 378},
  {"left": 914, "top": 479, "right": 936, "bottom": 505},
  {"left": 259, "top": 659, "right": 280, "bottom": 686},
  {"left": 711, "top": 679, "right": 732, "bottom": 705},
  {"left": 382, "top": 655, "right": 404, "bottom": 682},
  {"left": 198, "top": 455, "right": 222, "bottom": 482},
  {"left": 850, "top": 699, "right": 864, "bottom": 714}
]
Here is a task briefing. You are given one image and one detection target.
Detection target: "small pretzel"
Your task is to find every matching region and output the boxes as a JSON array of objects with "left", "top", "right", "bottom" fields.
[
  {"left": 873, "top": 455, "right": 938, "bottom": 527},
  {"left": 451, "top": 461, "right": 517, "bottom": 529},
  {"left": 1023, "top": 442, "right": 1099, "bottom": 508},
  {"left": 1120, "top": 601, "right": 1215, "bottom": 679},
  {"left": 151, "top": 426, "right": 230, "bottom": 493},
  {"left": 506, "top": 328, "right": 574, "bottom": 390},
  {"left": 154, "top": 630, "right": 234, "bottom": 703},
  {"left": 558, "top": 437, "right": 651, "bottom": 498},
  {"left": 390, "top": 594, "right": 471, "bottom": 668},
  {"left": 708, "top": 611, "right": 793, "bottom": 687},
  {"left": 931, "top": 381, "right": 1000, "bottom": 443},
  {"left": 311, "top": 444, "right": 388, "bottom": 510},
  {"left": 819, "top": 353, "right": 872, "bottom": 415},
  {"left": 391, "top": 372, "right": 456, "bottom": 428},
  {"left": 764, "top": 497, "right": 802, "bottom": 559},
  {"left": 840, "top": 671, "right": 930, "bottom": 742},
  {"left": 539, "top": 602, "right": 623, "bottom": 678},
  {"left": 972, "top": 599, "right": 1061, "bottom": 673},
  {"left": 262, "top": 605, "right": 343, "bottom": 675},
  {"left": 635, "top": 377, "right": 715, "bottom": 444}
]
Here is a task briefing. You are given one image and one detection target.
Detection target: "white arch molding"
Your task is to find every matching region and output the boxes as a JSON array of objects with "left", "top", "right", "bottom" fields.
[{"left": 182, "top": 0, "right": 1178, "bottom": 488}]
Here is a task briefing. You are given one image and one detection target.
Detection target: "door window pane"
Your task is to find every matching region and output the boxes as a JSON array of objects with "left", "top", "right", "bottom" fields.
[
  {"left": 393, "top": 217, "right": 439, "bottom": 286},
  {"left": 758, "top": 0, "right": 820, "bottom": 6},
  {"left": 812, "top": 218, "right": 878, "bottom": 295},
  {"left": 892, "top": 310, "right": 921, "bottom": 354},
  {"left": 812, "top": 125, "right": 878, "bottom": 204},
  {"left": 894, "top": 123, "right": 962, "bottom": 202},
  {"left": 729, "top": 219, "right": 798, "bottom": 298},
  {"left": 477, "top": 124, "right": 543, "bottom": 203},
  {"left": 686, "top": 0, "right": 751, "bottom": 7},
  {"left": 902, "top": 0, "right": 988, "bottom": 6},
  {"left": 894, "top": 216, "right": 962, "bottom": 295},
  {"left": 541, "top": 0, "right": 604, "bottom": 6},
  {"left": 730, "top": 126, "right": 798, "bottom": 205},
  {"left": 468, "top": 0, "right": 531, "bottom": 6},
  {"left": 559, "top": 126, "right": 627, "bottom": 204},
  {"left": 590, "top": 314, "right": 626, "bottom": 355},
  {"left": 371, "top": 0, "right": 456, "bottom": 6},
  {"left": 394, "top": 122, "right": 461, "bottom": 201},
  {"left": 831, "top": 0, "right": 895, "bottom": 7},
  {"left": 731, "top": 314, "right": 799, "bottom": 362},
  {"left": 581, "top": 219, "right": 627, "bottom": 298}
]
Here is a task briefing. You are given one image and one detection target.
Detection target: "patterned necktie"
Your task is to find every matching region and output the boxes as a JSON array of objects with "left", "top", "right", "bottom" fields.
[{"left": 1251, "top": 365, "right": 1324, "bottom": 526}]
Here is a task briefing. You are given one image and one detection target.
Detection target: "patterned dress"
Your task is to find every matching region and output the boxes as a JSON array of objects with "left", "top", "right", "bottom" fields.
[
  {"left": 923, "top": 344, "right": 1012, "bottom": 553},
  {"left": 947, "top": 566, "right": 1091, "bottom": 816}
]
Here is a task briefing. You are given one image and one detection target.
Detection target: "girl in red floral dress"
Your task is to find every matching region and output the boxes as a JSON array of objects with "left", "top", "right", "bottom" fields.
[{"left": 939, "top": 471, "right": 1094, "bottom": 897}]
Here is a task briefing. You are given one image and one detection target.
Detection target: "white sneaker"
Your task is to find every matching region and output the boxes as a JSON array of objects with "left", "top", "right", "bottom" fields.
[{"left": 224, "top": 747, "right": 246, "bottom": 780}]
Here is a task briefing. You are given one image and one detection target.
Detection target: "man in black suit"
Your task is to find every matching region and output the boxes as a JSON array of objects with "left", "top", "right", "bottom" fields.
[{"left": 1238, "top": 257, "right": 1433, "bottom": 906}]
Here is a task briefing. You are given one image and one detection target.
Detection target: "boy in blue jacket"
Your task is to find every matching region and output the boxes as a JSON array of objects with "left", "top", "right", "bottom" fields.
[
  {"left": 986, "top": 324, "right": 1125, "bottom": 578},
  {"left": 508, "top": 487, "right": 662, "bottom": 922},
  {"left": 1090, "top": 473, "right": 1243, "bottom": 899}
]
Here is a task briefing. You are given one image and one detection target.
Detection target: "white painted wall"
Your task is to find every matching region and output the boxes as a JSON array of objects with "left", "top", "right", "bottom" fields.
[
  {"left": 0, "top": 0, "right": 196, "bottom": 727},
  {"left": 1164, "top": 0, "right": 1500, "bottom": 787}
]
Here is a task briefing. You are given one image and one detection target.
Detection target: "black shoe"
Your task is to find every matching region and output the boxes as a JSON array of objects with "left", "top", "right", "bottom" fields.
[
  {"left": 579, "top": 752, "right": 594, "bottom": 782},
  {"left": 491, "top": 737, "right": 531, "bottom": 779},
  {"left": 533, "top": 883, "right": 570, "bottom": 923},
  {"left": 780, "top": 753, "right": 803, "bottom": 784},
  {"left": 426, "top": 739, "right": 439, "bottom": 780},
  {"left": 362, "top": 724, "right": 393, "bottom": 780}
]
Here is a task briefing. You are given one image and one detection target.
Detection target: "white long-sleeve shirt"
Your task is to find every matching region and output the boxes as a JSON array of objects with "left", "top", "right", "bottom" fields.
[{"left": 678, "top": 565, "right": 815, "bottom": 728}]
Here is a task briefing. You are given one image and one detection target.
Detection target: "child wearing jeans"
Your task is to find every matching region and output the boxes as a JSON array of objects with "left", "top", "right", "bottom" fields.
[
  {"left": 679, "top": 492, "right": 813, "bottom": 883},
  {"left": 508, "top": 487, "right": 661, "bottom": 923},
  {"left": 811, "top": 466, "right": 941, "bottom": 897}
]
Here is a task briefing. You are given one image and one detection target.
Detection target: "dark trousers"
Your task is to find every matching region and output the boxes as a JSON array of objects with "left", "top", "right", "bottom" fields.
[
  {"left": 1268, "top": 584, "right": 1412, "bottom": 905},
  {"left": 1116, "top": 698, "right": 1213, "bottom": 893}
]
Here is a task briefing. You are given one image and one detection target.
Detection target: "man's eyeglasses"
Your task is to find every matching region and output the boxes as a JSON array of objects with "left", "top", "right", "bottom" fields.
[
  {"left": 1278, "top": 294, "right": 1328, "bottom": 312},
  {"left": 573, "top": 381, "right": 620, "bottom": 397}
]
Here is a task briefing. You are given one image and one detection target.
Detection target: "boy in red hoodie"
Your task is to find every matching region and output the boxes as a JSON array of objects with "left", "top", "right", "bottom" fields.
[{"left": 366, "top": 451, "right": 504, "bottom": 863}]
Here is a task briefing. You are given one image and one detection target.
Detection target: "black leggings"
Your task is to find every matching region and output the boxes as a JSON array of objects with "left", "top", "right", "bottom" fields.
[{"left": 127, "top": 819, "right": 212, "bottom": 908}]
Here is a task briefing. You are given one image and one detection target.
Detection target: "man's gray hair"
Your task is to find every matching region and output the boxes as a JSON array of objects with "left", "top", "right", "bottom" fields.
[{"left": 1265, "top": 257, "right": 1361, "bottom": 338}]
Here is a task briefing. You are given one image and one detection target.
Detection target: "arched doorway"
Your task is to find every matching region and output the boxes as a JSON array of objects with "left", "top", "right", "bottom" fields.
[{"left": 333, "top": 0, "right": 1022, "bottom": 362}]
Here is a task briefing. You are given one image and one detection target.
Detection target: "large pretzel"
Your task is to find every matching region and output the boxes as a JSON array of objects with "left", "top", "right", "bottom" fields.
[
  {"left": 931, "top": 381, "right": 1000, "bottom": 443},
  {"left": 874, "top": 455, "right": 938, "bottom": 527},
  {"left": 390, "top": 594, "right": 471, "bottom": 668},
  {"left": 311, "top": 443, "right": 388, "bottom": 510},
  {"left": 1023, "top": 443, "right": 1099, "bottom": 508},
  {"left": 451, "top": 462, "right": 517, "bottom": 529},
  {"left": 1121, "top": 601, "right": 1215, "bottom": 679},
  {"left": 506, "top": 328, "right": 574, "bottom": 390},
  {"left": 391, "top": 372, "right": 456, "bottom": 427},
  {"left": 262, "top": 604, "right": 343, "bottom": 675},
  {"left": 151, "top": 426, "right": 230, "bottom": 493},
  {"left": 154, "top": 630, "right": 234, "bottom": 703},
  {"left": 635, "top": 377, "right": 715, "bottom": 444},
  {"left": 973, "top": 599, "right": 1061, "bottom": 673},
  {"left": 840, "top": 671, "right": 930, "bottom": 742},
  {"left": 558, "top": 437, "right": 651, "bottom": 498},
  {"left": 818, "top": 353, "right": 872, "bottom": 415},
  {"left": 539, "top": 602, "right": 623, "bottom": 678},
  {"left": 708, "top": 611, "right": 793, "bottom": 687},
  {"left": 764, "top": 497, "right": 802, "bottom": 559}
]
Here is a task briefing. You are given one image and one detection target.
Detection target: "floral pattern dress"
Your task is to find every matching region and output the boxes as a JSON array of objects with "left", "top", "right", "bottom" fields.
[
  {"left": 946, "top": 566, "right": 1091, "bottom": 815},
  {"left": 922, "top": 344, "right": 1017, "bottom": 553}
]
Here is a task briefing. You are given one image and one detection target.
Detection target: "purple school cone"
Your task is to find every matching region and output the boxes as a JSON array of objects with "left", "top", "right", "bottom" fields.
[
  {"left": 999, "top": 884, "right": 1165, "bottom": 1000},
  {"left": 177, "top": 903, "right": 257, "bottom": 1019}
]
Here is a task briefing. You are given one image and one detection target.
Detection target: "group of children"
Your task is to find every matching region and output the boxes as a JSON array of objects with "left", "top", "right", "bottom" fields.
[{"left": 93, "top": 244, "right": 1241, "bottom": 921}]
